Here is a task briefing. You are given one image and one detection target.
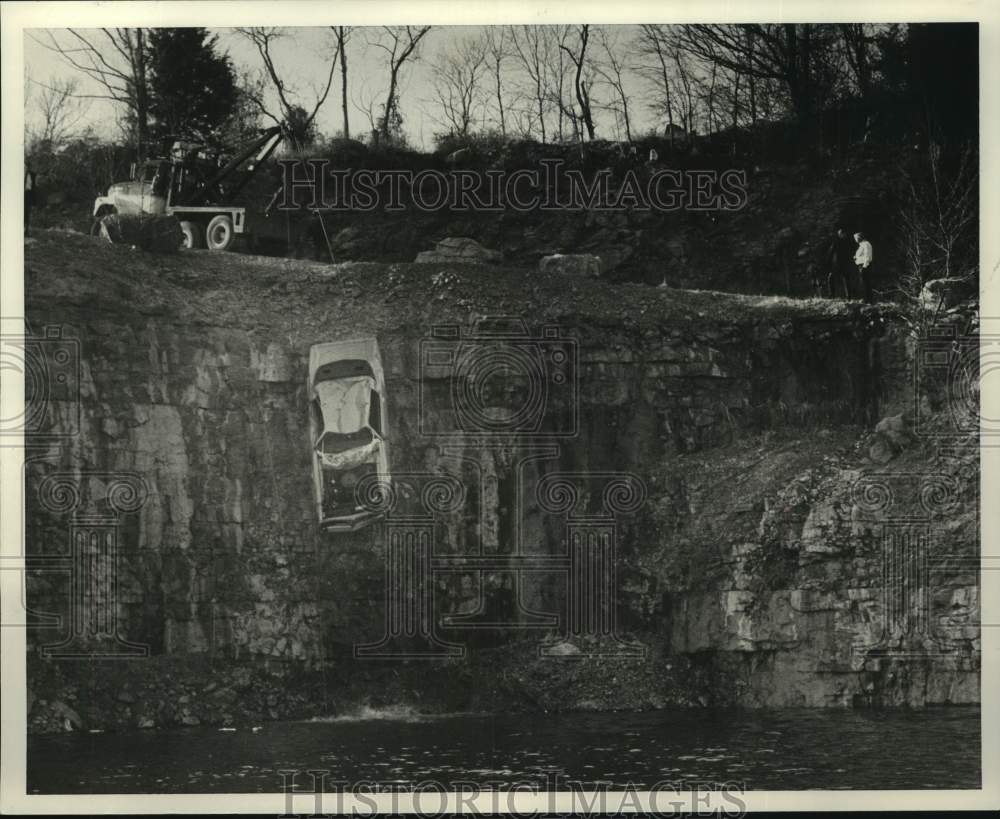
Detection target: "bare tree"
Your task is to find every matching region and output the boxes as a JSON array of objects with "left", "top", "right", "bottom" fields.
[
  {"left": 730, "top": 67, "right": 742, "bottom": 131},
  {"left": 351, "top": 79, "right": 381, "bottom": 137},
  {"left": 744, "top": 27, "right": 757, "bottom": 125},
  {"left": 672, "top": 47, "right": 698, "bottom": 138},
  {"left": 703, "top": 63, "right": 744, "bottom": 152},
  {"left": 593, "top": 27, "right": 634, "bottom": 142},
  {"left": 673, "top": 24, "right": 827, "bottom": 127},
  {"left": 634, "top": 26, "right": 699, "bottom": 139},
  {"left": 27, "top": 76, "right": 91, "bottom": 147},
  {"left": 899, "top": 145, "right": 978, "bottom": 286},
  {"left": 701, "top": 60, "right": 719, "bottom": 135},
  {"left": 430, "top": 35, "right": 487, "bottom": 138},
  {"left": 511, "top": 26, "right": 550, "bottom": 142},
  {"left": 483, "top": 27, "right": 512, "bottom": 136},
  {"left": 635, "top": 25, "right": 677, "bottom": 144},
  {"left": 216, "top": 70, "right": 267, "bottom": 145},
  {"left": 894, "top": 148, "right": 977, "bottom": 336},
  {"left": 559, "top": 25, "right": 596, "bottom": 141},
  {"left": 333, "top": 27, "right": 352, "bottom": 139},
  {"left": 236, "top": 27, "right": 340, "bottom": 148},
  {"left": 547, "top": 26, "right": 575, "bottom": 142},
  {"left": 508, "top": 106, "right": 537, "bottom": 140},
  {"left": 838, "top": 23, "right": 874, "bottom": 100},
  {"left": 31, "top": 28, "right": 151, "bottom": 157},
  {"left": 368, "top": 26, "right": 432, "bottom": 144}
]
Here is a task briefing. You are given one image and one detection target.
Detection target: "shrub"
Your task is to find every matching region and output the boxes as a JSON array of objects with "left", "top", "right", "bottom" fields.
[{"left": 28, "top": 138, "right": 134, "bottom": 207}]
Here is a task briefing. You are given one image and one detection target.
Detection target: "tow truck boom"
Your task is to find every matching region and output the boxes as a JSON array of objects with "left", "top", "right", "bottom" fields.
[{"left": 189, "top": 126, "right": 284, "bottom": 205}]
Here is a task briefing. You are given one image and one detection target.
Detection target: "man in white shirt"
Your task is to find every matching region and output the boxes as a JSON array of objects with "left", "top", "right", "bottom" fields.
[{"left": 853, "top": 232, "right": 874, "bottom": 303}]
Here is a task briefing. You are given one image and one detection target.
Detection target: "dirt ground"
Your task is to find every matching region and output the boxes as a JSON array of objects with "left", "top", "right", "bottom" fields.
[{"left": 25, "top": 229, "right": 866, "bottom": 347}]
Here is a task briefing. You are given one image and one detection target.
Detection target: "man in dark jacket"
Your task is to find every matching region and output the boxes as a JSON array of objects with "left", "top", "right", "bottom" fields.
[
  {"left": 826, "top": 227, "right": 855, "bottom": 298},
  {"left": 25, "top": 163, "right": 37, "bottom": 237}
]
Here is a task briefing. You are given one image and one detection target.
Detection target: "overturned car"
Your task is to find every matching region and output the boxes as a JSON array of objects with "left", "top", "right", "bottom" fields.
[{"left": 308, "top": 338, "right": 390, "bottom": 532}]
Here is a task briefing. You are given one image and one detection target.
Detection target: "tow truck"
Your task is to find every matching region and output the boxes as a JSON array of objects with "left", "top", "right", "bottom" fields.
[{"left": 91, "top": 126, "right": 284, "bottom": 251}]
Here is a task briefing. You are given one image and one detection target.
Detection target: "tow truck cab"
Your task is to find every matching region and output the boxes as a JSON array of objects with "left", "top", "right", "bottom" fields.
[{"left": 91, "top": 127, "right": 282, "bottom": 251}]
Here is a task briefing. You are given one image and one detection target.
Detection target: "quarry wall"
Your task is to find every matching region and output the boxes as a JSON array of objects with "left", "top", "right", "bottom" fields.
[{"left": 22, "top": 233, "right": 978, "bottom": 709}]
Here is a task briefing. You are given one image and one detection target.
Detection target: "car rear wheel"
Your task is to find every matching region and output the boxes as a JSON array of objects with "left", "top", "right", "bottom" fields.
[
  {"left": 179, "top": 220, "right": 201, "bottom": 250},
  {"left": 205, "top": 214, "right": 234, "bottom": 251}
]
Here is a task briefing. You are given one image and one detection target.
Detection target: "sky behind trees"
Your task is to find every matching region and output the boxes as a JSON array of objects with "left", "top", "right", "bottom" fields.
[
  {"left": 25, "top": 22, "right": 976, "bottom": 161},
  {"left": 23, "top": 25, "right": 696, "bottom": 150}
]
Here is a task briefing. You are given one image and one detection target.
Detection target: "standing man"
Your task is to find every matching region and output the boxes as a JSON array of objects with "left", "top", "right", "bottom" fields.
[
  {"left": 853, "top": 231, "right": 874, "bottom": 303},
  {"left": 24, "top": 162, "right": 37, "bottom": 238},
  {"left": 826, "top": 227, "right": 855, "bottom": 298}
]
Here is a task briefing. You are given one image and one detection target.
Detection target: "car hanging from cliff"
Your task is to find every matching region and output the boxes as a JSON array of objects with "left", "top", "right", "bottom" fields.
[{"left": 308, "top": 338, "right": 390, "bottom": 532}]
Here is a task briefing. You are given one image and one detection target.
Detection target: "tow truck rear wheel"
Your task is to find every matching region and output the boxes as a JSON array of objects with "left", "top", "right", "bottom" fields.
[
  {"left": 90, "top": 207, "right": 115, "bottom": 237},
  {"left": 179, "top": 220, "right": 201, "bottom": 250},
  {"left": 205, "top": 215, "right": 235, "bottom": 251}
]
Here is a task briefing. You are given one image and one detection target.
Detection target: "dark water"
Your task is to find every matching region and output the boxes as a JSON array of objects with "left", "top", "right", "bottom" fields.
[{"left": 28, "top": 705, "right": 980, "bottom": 793}]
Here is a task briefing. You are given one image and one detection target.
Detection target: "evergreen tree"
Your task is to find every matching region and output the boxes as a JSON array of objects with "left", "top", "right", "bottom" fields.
[{"left": 147, "top": 28, "right": 238, "bottom": 144}]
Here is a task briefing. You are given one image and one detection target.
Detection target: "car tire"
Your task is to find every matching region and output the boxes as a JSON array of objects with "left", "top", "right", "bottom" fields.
[
  {"left": 179, "top": 220, "right": 201, "bottom": 250},
  {"left": 205, "top": 215, "right": 235, "bottom": 251},
  {"left": 90, "top": 207, "right": 115, "bottom": 236}
]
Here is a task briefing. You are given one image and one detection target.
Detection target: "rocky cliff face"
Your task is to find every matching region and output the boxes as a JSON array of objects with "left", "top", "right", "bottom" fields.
[
  {"left": 647, "top": 424, "right": 978, "bottom": 707},
  {"left": 22, "top": 232, "right": 978, "bottom": 726}
]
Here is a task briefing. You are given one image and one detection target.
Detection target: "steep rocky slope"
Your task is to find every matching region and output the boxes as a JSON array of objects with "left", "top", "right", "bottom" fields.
[
  {"left": 21, "top": 230, "right": 978, "bottom": 732},
  {"left": 31, "top": 140, "right": 899, "bottom": 296}
]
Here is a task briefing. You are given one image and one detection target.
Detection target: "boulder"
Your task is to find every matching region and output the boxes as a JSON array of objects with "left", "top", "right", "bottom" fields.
[
  {"left": 868, "top": 413, "right": 912, "bottom": 463},
  {"left": 544, "top": 640, "right": 581, "bottom": 656},
  {"left": 920, "top": 277, "right": 976, "bottom": 311},
  {"left": 538, "top": 253, "right": 603, "bottom": 278},
  {"left": 51, "top": 700, "right": 83, "bottom": 731},
  {"left": 331, "top": 225, "right": 364, "bottom": 254},
  {"left": 874, "top": 413, "right": 912, "bottom": 449},
  {"left": 445, "top": 147, "right": 472, "bottom": 165},
  {"left": 415, "top": 237, "right": 500, "bottom": 264},
  {"left": 596, "top": 244, "right": 634, "bottom": 272}
]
